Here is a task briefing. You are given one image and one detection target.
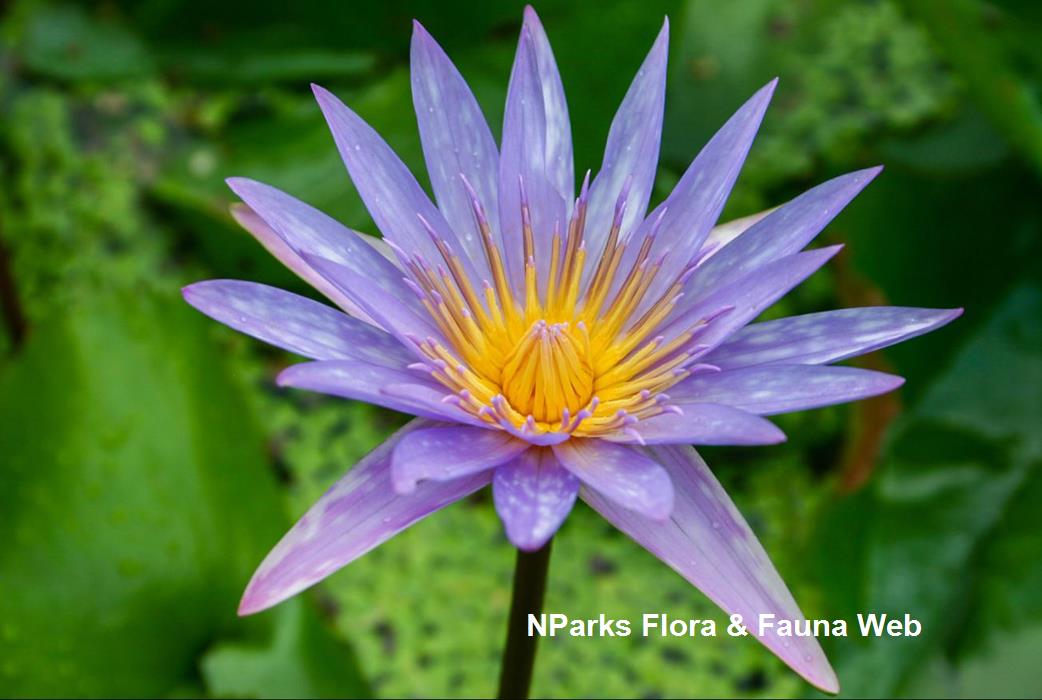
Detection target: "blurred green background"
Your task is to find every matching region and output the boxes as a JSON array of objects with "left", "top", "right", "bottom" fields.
[{"left": 1, "top": 0, "right": 1040, "bottom": 697}]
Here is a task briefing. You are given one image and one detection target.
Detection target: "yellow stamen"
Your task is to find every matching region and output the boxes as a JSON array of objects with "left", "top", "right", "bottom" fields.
[{"left": 409, "top": 182, "right": 715, "bottom": 439}]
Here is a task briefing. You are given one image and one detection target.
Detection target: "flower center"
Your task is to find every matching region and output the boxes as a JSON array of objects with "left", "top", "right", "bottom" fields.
[
  {"left": 501, "top": 320, "right": 594, "bottom": 423},
  {"left": 403, "top": 174, "right": 727, "bottom": 439}
]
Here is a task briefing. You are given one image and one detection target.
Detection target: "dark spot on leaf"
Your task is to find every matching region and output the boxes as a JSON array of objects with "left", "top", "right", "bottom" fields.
[
  {"left": 735, "top": 668, "right": 767, "bottom": 692},
  {"left": 373, "top": 619, "right": 396, "bottom": 655},
  {"left": 587, "top": 554, "right": 616, "bottom": 577},
  {"left": 323, "top": 417, "right": 349, "bottom": 442},
  {"left": 660, "top": 646, "right": 689, "bottom": 665}
]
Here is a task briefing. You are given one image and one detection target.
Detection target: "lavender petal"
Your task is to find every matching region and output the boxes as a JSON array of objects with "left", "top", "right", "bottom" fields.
[
  {"left": 226, "top": 179, "right": 422, "bottom": 322},
  {"left": 239, "top": 419, "right": 492, "bottom": 615},
  {"left": 229, "top": 202, "right": 371, "bottom": 322},
  {"left": 631, "top": 80, "right": 776, "bottom": 312},
  {"left": 669, "top": 365, "right": 905, "bottom": 415},
  {"left": 608, "top": 403, "right": 786, "bottom": 446},
  {"left": 552, "top": 439, "right": 673, "bottom": 520},
  {"left": 581, "top": 444, "right": 839, "bottom": 693},
  {"left": 277, "top": 360, "right": 480, "bottom": 425},
  {"left": 686, "top": 168, "right": 881, "bottom": 302},
  {"left": 583, "top": 20, "right": 668, "bottom": 272},
  {"left": 661, "top": 245, "right": 843, "bottom": 351},
  {"left": 521, "top": 7, "right": 574, "bottom": 208},
  {"left": 705, "top": 306, "right": 964, "bottom": 369},
  {"left": 499, "top": 16, "right": 571, "bottom": 293},
  {"left": 182, "top": 280, "right": 412, "bottom": 367},
  {"left": 411, "top": 21, "right": 500, "bottom": 279},
  {"left": 303, "top": 253, "right": 443, "bottom": 347},
  {"left": 391, "top": 425, "right": 527, "bottom": 494},
  {"left": 493, "top": 448, "right": 579, "bottom": 551},
  {"left": 312, "top": 84, "right": 482, "bottom": 284}
]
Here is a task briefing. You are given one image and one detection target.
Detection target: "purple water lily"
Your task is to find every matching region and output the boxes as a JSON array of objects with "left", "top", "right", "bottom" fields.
[{"left": 184, "top": 7, "right": 959, "bottom": 693}]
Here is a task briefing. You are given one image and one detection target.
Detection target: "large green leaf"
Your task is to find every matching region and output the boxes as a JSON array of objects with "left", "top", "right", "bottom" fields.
[{"left": 0, "top": 289, "right": 367, "bottom": 697}]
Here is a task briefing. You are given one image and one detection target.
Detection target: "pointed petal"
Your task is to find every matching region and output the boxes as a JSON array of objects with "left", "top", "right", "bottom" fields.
[
  {"left": 312, "top": 84, "right": 481, "bottom": 284},
  {"left": 670, "top": 365, "right": 905, "bottom": 415},
  {"left": 277, "top": 360, "right": 480, "bottom": 426},
  {"left": 391, "top": 425, "right": 526, "bottom": 494},
  {"left": 493, "top": 448, "right": 579, "bottom": 551},
  {"left": 226, "top": 179, "right": 422, "bottom": 323},
  {"left": 686, "top": 168, "right": 881, "bottom": 302},
  {"left": 303, "top": 253, "right": 442, "bottom": 347},
  {"left": 581, "top": 444, "right": 839, "bottom": 693},
  {"left": 499, "top": 18, "right": 572, "bottom": 292},
  {"left": 661, "top": 245, "right": 843, "bottom": 351},
  {"left": 182, "top": 280, "right": 412, "bottom": 367},
  {"left": 705, "top": 306, "right": 964, "bottom": 369},
  {"left": 632, "top": 80, "right": 776, "bottom": 310},
  {"left": 552, "top": 439, "right": 673, "bottom": 520},
  {"left": 583, "top": 20, "right": 669, "bottom": 267},
  {"left": 411, "top": 21, "right": 499, "bottom": 279},
  {"left": 239, "top": 420, "right": 492, "bottom": 615},
  {"left": 230, "top": 202, "right": 372, "bottom": 323},
  {"left": 521, "top": 6, "right": 573, "bottom": 205},
  {"left": 609, "top": 403, "right": 786, "bottom": 446}
]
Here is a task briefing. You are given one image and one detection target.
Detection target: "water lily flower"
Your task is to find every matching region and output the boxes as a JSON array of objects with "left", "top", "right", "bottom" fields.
[{"left": 183, "top": 7, "right": 959, "bottom": 693}]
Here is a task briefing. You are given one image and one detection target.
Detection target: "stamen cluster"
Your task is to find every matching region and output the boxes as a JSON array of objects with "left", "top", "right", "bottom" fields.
[{"left": 403, "top": 173, "right": 727, "bottom": 440}]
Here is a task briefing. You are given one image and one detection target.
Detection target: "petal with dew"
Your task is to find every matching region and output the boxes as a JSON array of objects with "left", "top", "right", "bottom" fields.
[
  {"left": 610, "top": 402, "right": 786, "bottom": 446},
  {"left": 685, "top": 167, "right": 881, "bottom": 302},
  {"left": 227, "top": 179, "right": 422, "bottom": 321},
  {"left": 499, "top": 18, "right": 571, "bottom": 293},
  {"left": 303, "top": 253, "right": 443, "bottom": 348},
  {"left": 705, "top": 306, "right": 964, "bottom": 369},
  {"left": 182, "top": 280, "right": 412, "bottom": 367},
  {"left": 669, "top": 365, "right": 905, "bottom": 415},
  {"left": 277, "top": 360, "right": 481, "bottom": 426},
  {"left": 553, "top": 439, "right": 673, "bottom": 520},
  {"left": 493, "top": 448, "right": 579, "bottom": 551},
  {"left": 229, "top": 202, "right": 371, "bottom": 322},
  {"left": 629, "top": 80, "right": 776, "bottom": 311},
  {"left": 239, "top": 419, "right": 492, "bottom": 615},
  {"left": 661, "top": 245, "right": 843, "bottom": 350},
  {"left": 411, "top": 21, "right": 500, "bottom": 279},
  {"left": 582, "top": 444, "right": 839, "bottom": 693},
  {"left": 521, "top": 6, "right": 573, "bottom": 207},
  {"left": 312, "top": 84, "right": 482, "bottom": 285},
  {"left": 391, "top": 425, "right": 526, "bottom": 494},
  {"left": 583, "top": 19, "right": 669, "bottom": 270}
]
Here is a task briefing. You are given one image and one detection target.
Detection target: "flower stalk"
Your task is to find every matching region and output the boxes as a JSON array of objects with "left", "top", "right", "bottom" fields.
[{"left": 498, "top": 539, "right": 554, "bottom": 699}]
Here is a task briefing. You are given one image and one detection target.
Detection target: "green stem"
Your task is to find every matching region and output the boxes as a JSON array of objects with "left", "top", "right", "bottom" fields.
[{"left": 497, "top": 539, "right": 554, "bottom": 699}]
